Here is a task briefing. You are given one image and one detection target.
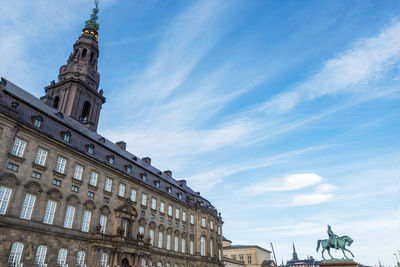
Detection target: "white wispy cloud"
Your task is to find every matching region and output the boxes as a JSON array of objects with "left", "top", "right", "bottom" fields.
[{"left": 259, "top": 21, "right": 400, "bottom": 115}]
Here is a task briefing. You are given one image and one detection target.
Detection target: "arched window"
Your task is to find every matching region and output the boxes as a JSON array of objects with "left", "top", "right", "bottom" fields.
[
  {"left": 53, "top": 96, "right": 60, "bottom": 109},
  {"left": 8, "top": 242, "right": 24, "bottom": 265},
  {"left": 77, "top": 250, "right": 86, "bottom": 266},
  {"left": 57, "top": 248, "right": 68, "bottom": 265},
  {"left": 81, "top": 48, "right": 87, "bottom": 59},
  {"left": 166, "top": 234, "right": 171, "bottom": 250},
  {"left": 81, "top": 101, "right": 91, "bottom": 123},
  {"left": 34, "top": 245, "right": 47, "bottom": 265}
]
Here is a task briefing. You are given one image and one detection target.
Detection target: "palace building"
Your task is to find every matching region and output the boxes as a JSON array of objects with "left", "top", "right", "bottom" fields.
[{"left": 0, "top": 4, "right": 223, "bottom": 267}]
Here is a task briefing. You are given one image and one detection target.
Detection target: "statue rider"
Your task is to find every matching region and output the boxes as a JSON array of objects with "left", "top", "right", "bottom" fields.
[{"left": 327, "top": 225, "right": 339, "bottom": 248}]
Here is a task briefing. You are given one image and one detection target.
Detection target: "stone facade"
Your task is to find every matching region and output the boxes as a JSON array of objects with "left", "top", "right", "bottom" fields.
[{"left": 0, "top": 6, "right": 223, "bottom": 267}]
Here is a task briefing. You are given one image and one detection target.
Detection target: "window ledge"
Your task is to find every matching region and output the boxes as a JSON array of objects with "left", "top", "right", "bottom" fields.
[
  {"left": 103, "top": 190, "right": 112, "bottom": 196},
  {"left": 71, "top": 177, "right": 83, "bottom": 185},
  {"left": 32, "top": 162, "right": 46, "bottom": 171},
  {"left": 8, "top": 153, "right": 25, "bottom": 163},
  {"left": 53, "top": 170, "right": 66, "bottom": 178},
  {"left": 88, "top": 184, "right": 98, "bottom": 191}
]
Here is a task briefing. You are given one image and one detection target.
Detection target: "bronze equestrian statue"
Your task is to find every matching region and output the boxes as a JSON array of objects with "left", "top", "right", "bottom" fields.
[{"left": 317, "top": 225, "right": 354, "bottom": 260}]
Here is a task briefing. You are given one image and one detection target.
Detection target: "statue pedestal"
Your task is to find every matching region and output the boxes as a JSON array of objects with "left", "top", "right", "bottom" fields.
[{"left": 320, "top": 260, "right": 358, "bottom": 267}]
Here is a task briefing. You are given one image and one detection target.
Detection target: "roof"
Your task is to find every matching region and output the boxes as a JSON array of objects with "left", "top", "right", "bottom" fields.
[
  {"left": 224, "top": 245, "right": 271, "bottom": 253},
  {"left": 0, "top": 77, "right": 222, "bottom": 221},
  {"left": 223, "top": 236, "right": 232, "bottom": 242}
]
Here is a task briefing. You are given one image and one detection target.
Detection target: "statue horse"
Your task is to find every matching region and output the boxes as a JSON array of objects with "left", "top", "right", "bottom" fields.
[{"left": 316, "top": 235, "right": 354, "bottom": 260}]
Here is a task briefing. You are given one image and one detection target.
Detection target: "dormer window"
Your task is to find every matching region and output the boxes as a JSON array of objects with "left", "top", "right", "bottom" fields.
[
  {"left": 177, "top": 192, "right": 182, "bottom": 200},
  {"left": 154, "top": 180, "right": 160, "bottom": 188},
  {"left": 61, "top": 131, "right": 71, "bottom": 143},
  {"left": 98, "top": 137, "right": 106, "bottom": 143},
  {"left": 166, "top": 187, "right": 172, "bottom": 194},
  {"left": 54, "top": 112, "right": 63, "bottom": 119},
  {"left": 141, "top": 173, "right": 147, "bottom": 182},
  {"left": 107, "top": 155, "right": 115, "bottom": 165},
  {"left": 86, "top": 144, "right": 95, "bottom": 155},
  {"left": 32, "top": 115, "right": 43, "bottom": 128},
  {"left": 125, "top": 165, "right": 132, "bottom": 174}
]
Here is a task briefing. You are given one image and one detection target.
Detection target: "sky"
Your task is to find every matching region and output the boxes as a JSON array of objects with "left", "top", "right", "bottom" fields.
[{"left": 1, "top": 0, "right": 399, "bottom": 265}]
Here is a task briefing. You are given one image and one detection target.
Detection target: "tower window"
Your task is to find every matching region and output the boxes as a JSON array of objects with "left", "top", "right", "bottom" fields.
[
  {"left": 81, "top": 48, "right": 87, "bottom": 59},
  {"left": 81, "top": 101, "right": 91, "bottom": 123},
  {"left": 53, "top": 96, "right": 60, "bottom": 108},
  {"left": 90, "top": 52, "right": 94, "bottom": 63}
]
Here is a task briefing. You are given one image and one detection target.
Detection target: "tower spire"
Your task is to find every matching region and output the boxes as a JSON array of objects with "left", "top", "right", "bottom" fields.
[
  {"left": 292, "top": 242, "right": 298, "bottom": 261},
  {"left": 41, "top": 1, "right": 105, "bottom": 132}
]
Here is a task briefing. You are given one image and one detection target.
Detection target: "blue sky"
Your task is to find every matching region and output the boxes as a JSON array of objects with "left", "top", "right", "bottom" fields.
[{"left": 1, "top": 0, "right": 399, "bottom": 265}]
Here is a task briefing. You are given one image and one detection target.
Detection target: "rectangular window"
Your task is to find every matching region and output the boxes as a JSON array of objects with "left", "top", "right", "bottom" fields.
[
  {"left": 247, "top": 255, "right": 252, "bottom": 264},
  {"left": 20, "top": 193, "right": 36, "bottom": 220},
  {"left": 166, "top": 234, "right": 171, "bottom": 250},
  {"left": 151, "top": 197, "right": 157, "bottom": 210},
  {"left": 190, "top": 240, "right": 194, "bottom": 255},
  {"left": 130, "top": 188, "right": 137, "bottom": 202},
  {"left": 168, "top": 205, "right": 172, "bottom": 216},
  {"left": 72, "top": 185, "right": 79, "bottom": 192},
  {"left": 0, "top": 186, "right": 12, "bottom": 214},
  {"left": 141, "top": 193, "right": 147, "bottom": 206},
  {"left": 158, "top": 232, "right": 163, "bottom": 248},
  {"left": 11, "top": 137, "right": 26, "bottom": 157},
  {"left": 34, "top": 148, "right": 48, "bottom": 166},
  {"left": 52, "top": 179, "right": 61, "bottom": 186},
  {"left": 64, "top": 205, "right": 75, "bottom": 229},
  {"left": 138, "top": 225, "right": 144, "bottom": 234},
  {"left": 175, "top": 208, "right": 180, "bottom": 219},
  {"left": 7, "top": 162, "right": 18, "bottom": 171},
  {"left": 103, "top": 197, "right": 109, "bottom": 203},
  {"left": 73, "top": 164, "right": 83, "bottom": 180},
  {"left": 160, "top": 201, "right": 165, "bottom": 213},
  {"left": 81, "top": 210, "right": 92, "bottom": 232},
  {"left": 43, "top": 200, "right": 57, "bottom": 224},
  {"left": 190, "top": 214, "right": 194, "bottom": 225},
  {"left": 200, "top": 236, "right": 205, "bottom": 256},
  {"left": 89, "top": 171, "right": 98, "bottom": 186},
  {"left": 218, "top": 226, "right": 221, "bottom": 235},
  {"left": 240, "top": 255, "right": 244, "bottom": 262},
  {"left": 174, "top": 236, "right": 179, "bottom": 252},
  {"left": 181, "top": 238, "right": 186, "bottom": 253},
  {"left": 55, "top": 156, "right": 67, "bottom": 174},
  {"left": 104, "top": 178, "right": 112, "bottom": 192},
  {"left": 210, "top": 220, "right": 213, "bottom": 230},
  {"left": 31, "top": 171, "right": 41, "bottom": 179},
  {"left": 88, "top": 191, "right": 94, "bottom": 198},
  {"left": 100, "top": 215, "right": 107, "bottom": 234},
  {"left": 201, "top": 217, "right": 206, "bottom": 227},
  {"left": 210, "top": 239, "right": 213, "bottom": 256},
  {"left": 182, "top": 211, "right": 186, "bottom": 222},
  {"left": 100, "top": 252, "right": 108, "bottom": 267},
  {"left": 118, "top": 183, "right": 125, "bottom": 197},
  {"left": 149, "top": 229, "right": 155, "bottom": 246}
]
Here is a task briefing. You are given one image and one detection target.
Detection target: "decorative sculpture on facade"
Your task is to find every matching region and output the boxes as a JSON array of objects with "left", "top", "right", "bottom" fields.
[
  {"left": 85, "top": 0, "right": 100, "bottom": 30},
  {"left": 317, "top": 225, "right": 354, "bottom": 260}
]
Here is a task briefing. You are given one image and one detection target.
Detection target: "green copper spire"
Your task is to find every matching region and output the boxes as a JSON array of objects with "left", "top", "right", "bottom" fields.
[{"left": 85, "top": 0, "right": 100, "bottom": 31}]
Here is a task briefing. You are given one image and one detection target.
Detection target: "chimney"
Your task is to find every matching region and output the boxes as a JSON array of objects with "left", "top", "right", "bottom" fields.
[
  {"left": 142, "top": 157, "right": 151, "bottom": 165},
  {"left": 116, "top": 141, "right": 126, "bottom": 150},
  {"left": 163, "top": 170, "right": 172, "bottom": 177}
]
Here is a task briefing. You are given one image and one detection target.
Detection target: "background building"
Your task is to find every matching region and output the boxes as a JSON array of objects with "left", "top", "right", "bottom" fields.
[
  {"left": 285, "top": 244, "right": 317, "bottom": 267},
  {"left": 0, "top": 6, "right": 223, "bottom": 267},
  {"left": 223, "top": 237, "right": 271, "bottom": 267}
]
